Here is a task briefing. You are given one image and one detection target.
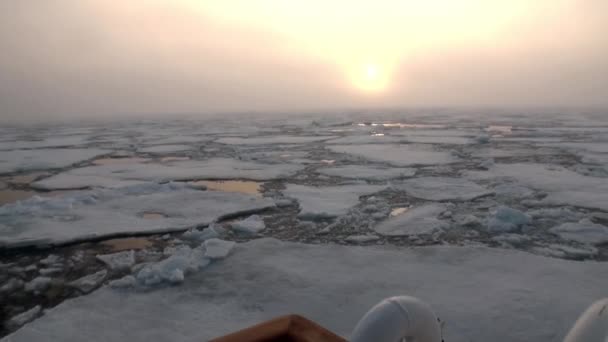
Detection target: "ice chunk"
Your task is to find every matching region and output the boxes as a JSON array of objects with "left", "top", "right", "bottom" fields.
[
  {"left": 109, "top": 275, "right": 137, "bottom": 289},
  {"left": 216, "top": 136, "right": 336, "bottom": 145},
  {"left": 138, "top": 144, "right": 192, "bottom": 153},
  {"left": 96, "top": 251, "right": 135, "bottom": 271},
  {"left": 204, "top": 239, "right": 236, "bottom": 259},
  {"left": 0, "top": 278, "right": 24, "bottom": 293},
  {"left": 230, "top": 215, "right": 265, "bottom": 235},
  {"left": 25, "top": 277, "right": 52, "bottom": 293},
  {"left": 283, "top": 184, "right": 385, "bottom": 220},
  {"left": 395, "top": 177, "right": 492, "bottom": 201},
  {"left": 344, "top": 234, "right": 380, "bottom": 243},
  {"left": 374, "top": 203, "right": 447, "bottom": 236},
  {"left": 39, "top": 267, "right": 62, "bottom": 276},
  {"left": 68, "top": 270, "right": 107, "bottom": 293},
  {"left": 6, "top": 305, "right": 41, "bottom": 330},
  {"left": 32, "top": 158, "right": 304, "bottom": 190},
  {"left": 549, "top": 219, "right": 608, "bottom": 245},
  {"left": 486, "top": 206, "right": 530, "bottom": 232},
  {"left": 136, "top": 246, "right": 210, "bottom": 287},
  {"left": 182, "top": 225, "right": 221, "bottom": 242},
  {"left": 400, "top": 135, "right": 473, "bottom": 145},
  {"left": 327, "top": 144, "right": 457, "bottom": 166},
  {"left": 0, "top": 184, "right": 274, "bottom": 248},
  {"left": 0, "top": 149, "right": 110, "bottom": 173},
  {"left": 317, "top": 165, "right": 415, "bottom": 180}
]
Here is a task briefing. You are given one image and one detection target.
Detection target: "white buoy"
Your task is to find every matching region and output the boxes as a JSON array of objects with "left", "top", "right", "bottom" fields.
[
  {"left": 563, "top": 298, "right": 608, "bottom": 342},
  {"left": 350, "top": 296, "right": 442, "bottom": 342}
]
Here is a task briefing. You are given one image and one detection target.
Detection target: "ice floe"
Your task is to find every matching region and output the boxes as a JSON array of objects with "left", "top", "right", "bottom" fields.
[
  {"left": 138, "top": 145, "right": 193, "bottom": 153},
  {"left": 0, "top": 149, "right": 110, "bottom": 174},
  {"left": 96, "top": 251, "right": 136, "bottom": 271},
  {"left": 327, "top": 144, "right": 457, "bottom": 166},
  {"left": 68, "top": 270, "right": 107, "bottom": 294},
  {"left": 317, "top": 165, "right": 415, "bottom": 180},
  {"left": 283, "top": 184, "right": 386, "bottom": 220},
  {"left": 549, "top": 219, "right": 608, "bottom": 245},
  {"left": 216, "top": 136, "right": 335, "bottom": 145},
  {"left": 0, "top": 183, "right": 274, "bottom": 248},
  {"left": 32, "top": 158, "right": 303, "bottom": 190},
  {"left": 395, "top": 177, "right": 491, "bottom": 201},
  {"left": 6, "top": 238, "right": 607, "bottom": 342},
  {"left": 374, "top": 203, "right": 447, "bottom": 236}
]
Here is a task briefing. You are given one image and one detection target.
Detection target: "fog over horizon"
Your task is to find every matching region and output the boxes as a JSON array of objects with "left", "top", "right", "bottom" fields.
[{"left": 1, "top": 0, "right": 607, "bottom": 122}]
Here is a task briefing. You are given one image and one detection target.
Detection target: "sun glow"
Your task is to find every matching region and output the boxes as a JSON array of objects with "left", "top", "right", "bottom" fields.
[
  {"left": 174, "top": 0, "right": 573, "bottom": 94},
  {"left": 350, "top": 63, "right": 390, "bottom": 93}
]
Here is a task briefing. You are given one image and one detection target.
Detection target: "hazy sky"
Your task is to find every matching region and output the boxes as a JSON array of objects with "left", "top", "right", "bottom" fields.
[{"left": 0, "top": 0, "right": 607, "bottom": 120}]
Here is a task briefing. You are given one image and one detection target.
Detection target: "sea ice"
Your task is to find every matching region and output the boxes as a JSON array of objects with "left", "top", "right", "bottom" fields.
[
  {"left": 325, "top": 135, "right": 404, "bottom": 145},
  {"left": 230, "top": 215, "right": 265, "bottom": 235},
  {"left": 5, "top": 305, "right": 41, "bottom": 330},
  {"left": 395, "top": 177, "right": 492, "bottom": 201},
  {"left": 96, "top": 251, "right": 135, "bottom": 271},
  {"left": 486, "top": 206, "right": 530, "bottom": 233},
  {"left": 68, "top": 270, "right": 107, "bottom": 294},
  {"left": 344, "top": 234, "right": 380, "bottom": 243},
  {"left": 283, "top": 184, "right": 385, "bottom": 220},
  {"left": 327, "top": 144, "right": 457, "bottom": 166},
  {"left": 137, "top": 145, "right": 193, "bottom": 153},
  {"left": 317, "top": 165, "right": 415, "bottom": 180},
  {"left": 135, "top": 245, "right": 210, "bottom": 286},
  {"left": 549, "top": 219, "right": 608, "bottom": 245},
  {"left": 216, "top": 136, "right": 336, "bottom": 145},
  {"left": 203, "top": 238, "right": 236, "bottom": 259},
  {"left": 6, "top": 238, "right": 607, "bottom": 342},
  {"left": 0, "top": 184, "right": 274, "bottom": 248},
  {"left": 465, "top": 163, "right": 608, "bottom": 211},
  {"left": 24, "top": 277, "right": 52, "bottom": 293},
  {"left": 374, "top": 203, "right": 447, "bottom": 236},
  {"left": 32, "top": 158, "right": 304, "bottom": 190},
  {"left": 0, "top": 149, "right": 110, "bottom": 174}
]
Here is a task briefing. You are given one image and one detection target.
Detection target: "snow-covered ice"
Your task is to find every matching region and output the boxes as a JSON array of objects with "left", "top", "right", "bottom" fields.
[
  {"left": 549, "top": 219, "right": 608, "bottom": 245},
  {"left": 466, "top": 163, "right": 608, "bottom": 211},
  {"left": 0, "top": 149, "right": 110, "bottom": 174},
  {"left": 5, "top": 306, "right": 41, "bottom": 330},
  {"left": 96, "top": 251, "right": 135, "bottom": 271},
  {"left": 0, "top": 184, "right": 274, "bottom": 248},
  {"left": 32, "top": 158, "right": 304, "bottom": 190},
  {"left": 317, "top": 165, "right": 416, "bottom": 180},
  {"left": 4, "top": 238, "right": 607, "bottom": 342},
  {"left": 67, "top": 270, "right": 107, "bottom": 294},
  {"left": 203, "top": 238, "right": 236, "bottom": 259},
  {"left": 328, "top": 144, "right": 457, "bottom": 166},
  {"left": 283, "top": 184, "right": 385, "bottom": 220},
  {"left": 135, "top": 245, "right": 210, "bottom": 287},
  {"left": 344, "top": 234, "right": 380, "bottom": 243},
  {"left": 395, "top": 177, "right": 492, "bottom": 201},
  {"left": 137, "top": 145, "right": 193, "bottom": 153},
  {"left": 374, "top": 204, "right": 447, "bottom": 236},
  {"left": 230, "top": 215, "right": 265, "bottom": 235},
  {"left": 216, "top": 136, "right": 335, "bottom": 145}
]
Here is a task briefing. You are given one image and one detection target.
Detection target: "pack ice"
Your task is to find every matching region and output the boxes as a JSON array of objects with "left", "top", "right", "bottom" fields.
[
  {"left": 32, "top": 158, "right": 303, "bottom": 190},
  {"left": 395, "top": 177, "right": 492, "bottom": 201},
  {"left": 4, "top": 238, "right": 607, "bottom": 342},
  {"left": 0, "top": 183, "right": 274, "bottom": 248},
  {"left": 0, "top": 149, "right": 110, "bottom": 174},
  {"left": 327, "top": 144, "right": 457, "bottom": 166},
  {"left": 283, "top": 184, "right": 386, "bottom": 220}
]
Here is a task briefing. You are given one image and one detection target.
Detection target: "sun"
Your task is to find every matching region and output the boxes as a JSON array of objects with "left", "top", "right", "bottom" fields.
[{"left": 350, "top": 63, "right": 390, "bottom": 93}]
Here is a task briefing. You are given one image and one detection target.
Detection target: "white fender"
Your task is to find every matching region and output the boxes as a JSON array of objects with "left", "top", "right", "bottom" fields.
[
  {"left": 563, "top": 298, "right": 608, "bottom": 342},
  {"left": 350, "top": 296, "right": 442, "bottom": 342}
]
